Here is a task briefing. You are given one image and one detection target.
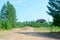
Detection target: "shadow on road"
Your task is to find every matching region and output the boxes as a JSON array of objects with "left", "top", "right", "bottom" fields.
[{"left": 16, "top": 32, "right": 60, "bottom": 39}]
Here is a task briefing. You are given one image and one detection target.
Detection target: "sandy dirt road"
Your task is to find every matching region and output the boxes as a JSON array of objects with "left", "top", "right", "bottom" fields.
[{"left": 0, "top": 27, "right": 59, "bottom": 40}]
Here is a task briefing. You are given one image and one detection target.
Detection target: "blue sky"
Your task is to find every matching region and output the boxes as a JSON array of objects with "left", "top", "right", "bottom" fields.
[{"left": 0, "top": 0, "right": 53, "bottom": 22}]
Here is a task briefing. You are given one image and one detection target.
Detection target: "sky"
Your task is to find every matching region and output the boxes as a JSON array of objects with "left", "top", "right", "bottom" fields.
[{"left": 0, "top": 0, "right": 53, "bottom": 22}]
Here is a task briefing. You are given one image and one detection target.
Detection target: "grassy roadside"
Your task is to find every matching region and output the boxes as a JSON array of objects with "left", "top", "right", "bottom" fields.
[
  {"left": 34, "top": 27, "right": 60, "bottom": 32},
  {"left": 34, "top": 27, "right": 50, "bottom": 32}
]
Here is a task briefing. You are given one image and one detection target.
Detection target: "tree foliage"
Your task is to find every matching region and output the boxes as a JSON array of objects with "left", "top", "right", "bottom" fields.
[
  {"left": 0, "top": 1, "right": 16, "bottom": 30},
  {"left": 47, "top": 0, "right": 60, "bottom": 26},
  {"left": 7, "top": 1, "right": 16, "bottom": 28},
  {"left": 36, "top": 19, "right": 46, "bottom": 23}
]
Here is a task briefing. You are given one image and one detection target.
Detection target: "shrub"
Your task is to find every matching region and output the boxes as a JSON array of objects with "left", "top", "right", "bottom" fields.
[
  {"left": 16, "top": 22, "right": 26, "bottom": 28},
  {"left": 26, "top": 21, "right": 48, "bottom": 27}
]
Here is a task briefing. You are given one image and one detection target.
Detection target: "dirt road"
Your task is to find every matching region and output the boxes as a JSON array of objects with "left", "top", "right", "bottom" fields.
[{"left": 0, "top": 27, "right": 59, "bottom": 40}]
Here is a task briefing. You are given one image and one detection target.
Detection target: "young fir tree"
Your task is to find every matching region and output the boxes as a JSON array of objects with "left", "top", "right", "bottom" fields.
[{"left": 47, "top": 0, "right": 60, "bottom": 26}]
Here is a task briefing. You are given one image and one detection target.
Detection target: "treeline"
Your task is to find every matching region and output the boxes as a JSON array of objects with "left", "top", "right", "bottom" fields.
[
  {"left": 16, "top": 20, "right": 60, "bottom": 32},
  {"left": 16, "top": 19, "right": 52, "bottom": 28},
  {"left": 0, "top": 1, "right": 16, "bottom": 30},
  {"left": 25, "top": 19, "right": 49, "bottom": 27}
]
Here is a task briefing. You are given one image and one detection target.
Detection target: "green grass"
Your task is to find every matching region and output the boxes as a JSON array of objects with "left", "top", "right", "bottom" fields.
[
  {"left": 51, "top": 26, "right": 60, "bottom": 32},
  {"left": 34, "top": 27, "right": 60, "bottom": 32},
  {"left": 34, "top": 27, "right": 51, "bottom": 32}
]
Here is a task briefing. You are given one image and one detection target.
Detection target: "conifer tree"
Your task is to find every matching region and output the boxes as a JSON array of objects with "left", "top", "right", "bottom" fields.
[{"left": 47, "top": 0, "right": 60, "bottom": 26}]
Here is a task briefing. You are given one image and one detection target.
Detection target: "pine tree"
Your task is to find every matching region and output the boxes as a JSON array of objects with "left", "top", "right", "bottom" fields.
[{"left": 47, "top": 0, "right": 60, "bottom": 26}]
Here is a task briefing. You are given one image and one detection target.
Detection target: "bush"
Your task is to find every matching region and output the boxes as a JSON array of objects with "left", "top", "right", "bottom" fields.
[
  {"left": 6, "top": 20, "right": 12, "bottom": 30},
  {"left": 2, "top": 20, "right": 12, "bottom": 30},
  {"left": 26, "top": 21, "right": 48, "bottom": 27},
  {"left": 16, "top": 22, "right": 26, "bottom": 28}
]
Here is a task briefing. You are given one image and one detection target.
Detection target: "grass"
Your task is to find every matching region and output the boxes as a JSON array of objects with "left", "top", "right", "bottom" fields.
[
  {"left": 34, "top": 27, "right": 60, "bottom": 32},
  {"left": 34, "top": 27, "right": 51, "bottom": 32},
  {"left": 51, "top": 26, "right": 60, "bottom": 32}
]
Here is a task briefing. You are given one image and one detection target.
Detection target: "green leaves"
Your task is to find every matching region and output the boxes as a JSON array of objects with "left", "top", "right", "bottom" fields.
[
  {"left": 0, "top": 1, "right": 16, "bottom": 30},
  {"left": 7, "top": 1, "right": 16, "bottom": 28}
]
